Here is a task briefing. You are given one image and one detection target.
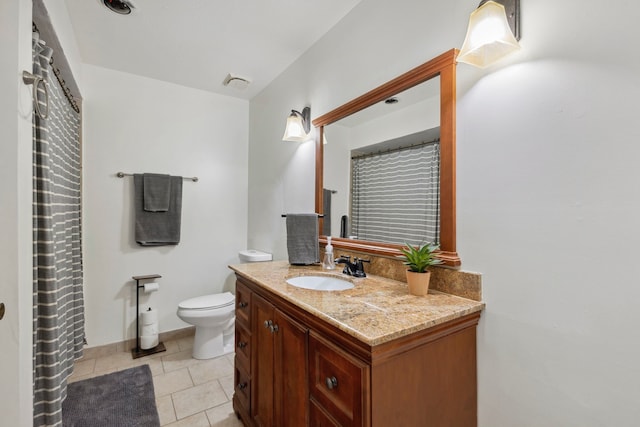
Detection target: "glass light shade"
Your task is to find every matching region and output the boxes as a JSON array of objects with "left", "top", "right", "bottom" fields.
[
  {"left": 282, "top": 113, "right": 309, "bottom": 142},
  {"left": 457, "top": 1, "right": 520, "bottom": 68}
]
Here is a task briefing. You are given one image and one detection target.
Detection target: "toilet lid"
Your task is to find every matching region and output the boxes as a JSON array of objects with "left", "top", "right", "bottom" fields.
[{"left": 178, "top": 292, "right": 235, "bottom": 310}]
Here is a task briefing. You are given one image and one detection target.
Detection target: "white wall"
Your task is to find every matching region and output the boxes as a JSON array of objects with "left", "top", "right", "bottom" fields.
[
  {"left": 0, "top": 0, "right": 35, "bottom": 424},
  {"left": 82, "top": 64, "right": 249, "bottom": 346},
  {"left": 41, "top": 0, "right": 83, "bottom": 89},
  {"left": 249, "top": 0, "right": 640, "bottom": 425}
]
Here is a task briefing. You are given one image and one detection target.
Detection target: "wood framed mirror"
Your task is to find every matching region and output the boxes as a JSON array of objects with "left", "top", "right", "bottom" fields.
[{"left": 313, "top": 49, "right": 460, "bottom": 266}]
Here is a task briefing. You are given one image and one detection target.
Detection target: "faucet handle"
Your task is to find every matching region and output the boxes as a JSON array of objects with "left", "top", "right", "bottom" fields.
[{"left": 353, "top": 258, "right": 369, "bottom": 278}]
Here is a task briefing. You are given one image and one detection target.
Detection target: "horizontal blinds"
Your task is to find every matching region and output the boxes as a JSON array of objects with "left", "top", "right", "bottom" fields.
[{"left": 351, "top": 141, "right": 440, "bottom": 246}]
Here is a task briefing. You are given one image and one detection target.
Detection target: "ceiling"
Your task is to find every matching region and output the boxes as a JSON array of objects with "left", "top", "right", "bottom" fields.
[{"left": 63, "top": 0, "right": 362, "bottom": 99}]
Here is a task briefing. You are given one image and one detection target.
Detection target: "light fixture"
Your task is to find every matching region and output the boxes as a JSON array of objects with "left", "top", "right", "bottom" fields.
[
  {"left": 282, "top": 107, "right": 311, "bottom": 142},
  {"left": 103, "top": 0, "right": 135, "bottom": 15},
  {"left": 457, "top": 0, "right": 520, "bottom": 68}
]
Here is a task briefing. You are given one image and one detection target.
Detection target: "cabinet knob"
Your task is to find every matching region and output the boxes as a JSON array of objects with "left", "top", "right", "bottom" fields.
[
  {"left": 325, "top": 376, "right": 338, "bottom": 390},
  {"left": 269, "top": 323, "right": 279, "bottom": 333},
  {"left": 238, "top": 301, "right": 248, "bottom": 308},
  {"left": 237, "top": 341, "right": 247, "bottom": 349},
  {"left": 237, "top": 382, "right": 247, "bottom": 390},
  {"left": 264, "top": 320, "right": 273, "bottom": 329}
]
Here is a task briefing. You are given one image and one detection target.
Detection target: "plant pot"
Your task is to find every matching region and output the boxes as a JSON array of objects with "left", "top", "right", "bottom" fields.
[{"left": 406, "top": 270, "right": 431, "bottom": 296}]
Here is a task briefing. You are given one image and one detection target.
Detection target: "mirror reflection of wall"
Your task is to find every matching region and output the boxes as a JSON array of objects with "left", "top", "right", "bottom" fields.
[{"left": 323, "top": 77, "right": 440, "bottom": 245}]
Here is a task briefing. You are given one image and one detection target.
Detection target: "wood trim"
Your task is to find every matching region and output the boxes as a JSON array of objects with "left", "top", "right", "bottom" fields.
[
  {"left": 313, "top": 49, "right": 461, "bottom": 267},
  {"left": 312, "top": 49, "right": 458, "bottom": 127},
  {"left": 316, "top": 126, "right": 325, "bottom": 234}
]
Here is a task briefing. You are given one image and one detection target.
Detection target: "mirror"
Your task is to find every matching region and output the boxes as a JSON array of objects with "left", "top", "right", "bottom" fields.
[
  {"left": 323, "top": 78, "right": 440, "bottom": 246},
  {"left": 313, "top": 49, "right": 460, "bottom": 266}
]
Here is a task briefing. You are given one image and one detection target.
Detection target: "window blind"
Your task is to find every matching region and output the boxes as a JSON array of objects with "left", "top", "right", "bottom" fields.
[{"left": 351, "top": 141, "right": 440, "bottom": 247}]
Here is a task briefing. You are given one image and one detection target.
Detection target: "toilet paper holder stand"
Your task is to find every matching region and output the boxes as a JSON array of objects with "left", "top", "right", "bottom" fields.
[{"left": 131, "top": 274, "right": 166, "bottom": 359}]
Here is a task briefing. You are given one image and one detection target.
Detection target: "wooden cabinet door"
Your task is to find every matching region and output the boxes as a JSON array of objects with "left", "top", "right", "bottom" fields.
[
  {"left": 274, "top": 309, "right": 309, "bottom": 426},
  {"left": 251, "top": 293, "right": 275, "bottom": 427}
]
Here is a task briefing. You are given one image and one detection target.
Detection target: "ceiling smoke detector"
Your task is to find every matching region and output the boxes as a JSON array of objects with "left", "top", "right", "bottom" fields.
[
  {"left": 103, "top": 0, "right": 135, "bottom": 15},
  {"left": 223, "top": 74, "right": 251, "bottom": 91}
]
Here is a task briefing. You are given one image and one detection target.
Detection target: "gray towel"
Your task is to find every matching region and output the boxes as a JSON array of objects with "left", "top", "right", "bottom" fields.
[
  {"left": 134, "top": 174, "right": 182, "bottom": 246},
  {"left": 143, "top": 173, "right": 171, "bottom": 212},
  {"left": 286, "top": 213, "right": 319, "bottom": 265}
]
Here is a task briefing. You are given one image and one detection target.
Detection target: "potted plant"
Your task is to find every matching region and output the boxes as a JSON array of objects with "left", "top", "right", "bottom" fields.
[{"left": 399, "top": 242, "right": 443, "bottom": 296}]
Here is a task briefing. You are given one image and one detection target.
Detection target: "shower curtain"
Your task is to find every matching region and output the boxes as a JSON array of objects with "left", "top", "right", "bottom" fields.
[{"left": 32, "top": 35, "right": 85, "bottom": 427}]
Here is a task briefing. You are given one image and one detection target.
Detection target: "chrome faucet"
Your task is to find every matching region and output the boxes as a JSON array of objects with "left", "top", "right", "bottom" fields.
[{"left": 335, "top": 255, "right": 370, "bottom": 278}]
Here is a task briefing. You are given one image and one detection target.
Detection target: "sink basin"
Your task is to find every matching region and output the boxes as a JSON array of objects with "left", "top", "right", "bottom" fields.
[{"left": 286, "top": 275, "right": 354, "bottom": 291}]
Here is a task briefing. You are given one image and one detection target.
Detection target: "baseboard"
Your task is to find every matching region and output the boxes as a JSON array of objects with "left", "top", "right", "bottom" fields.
[{"left": 81, "top": 326, "right": 195, "bottom": 360}]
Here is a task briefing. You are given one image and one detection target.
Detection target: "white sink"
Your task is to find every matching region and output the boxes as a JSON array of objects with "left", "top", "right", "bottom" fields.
[{"left": 286, "top": 275, "right": 354, "bottom": 291}]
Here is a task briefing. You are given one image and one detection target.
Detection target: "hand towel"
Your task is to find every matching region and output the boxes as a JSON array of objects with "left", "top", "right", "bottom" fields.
[
  {"left": 286, "top": 213, "right": 319, "bottom": 265},
  {"left": 143, "top": 173, "right": 171, "bottom": 212},
  {"left": 134, "top": 174, "right": 182, "bottom": 246}
]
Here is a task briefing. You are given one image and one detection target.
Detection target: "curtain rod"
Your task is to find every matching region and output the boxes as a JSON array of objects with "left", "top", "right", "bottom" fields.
[
  {"left": 351, "top": 137, "right": 440, "bottom": 160},
  {"left": 32, "top": 22, "right": 80, "bottom": 114},
  {"left": 116, "top": 172, "right": 199, "bottom": 182}
]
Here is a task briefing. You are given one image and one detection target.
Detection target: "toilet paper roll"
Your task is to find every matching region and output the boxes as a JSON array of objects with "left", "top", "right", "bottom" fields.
[
  {"left": 140, "top": 323, "right": 158, "bottom": 336},
  {"left": 143, "top": 282, "right": 159, "bottom": 293},
  {"left": 140, "top": 335, "right": 159, "bottom": 350},
  {"left": 140, "top": 308, "right": 158, "bottom": 325}
]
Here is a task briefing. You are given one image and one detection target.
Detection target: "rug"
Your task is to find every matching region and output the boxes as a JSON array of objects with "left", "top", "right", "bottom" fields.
[{"left": 62, "top": 364, "right": 160, "bottom": 427}]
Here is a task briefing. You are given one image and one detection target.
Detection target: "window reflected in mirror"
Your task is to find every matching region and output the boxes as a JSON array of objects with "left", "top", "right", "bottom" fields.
[{"left": 322, "top": 78, "right": 440, "bottom": 247}]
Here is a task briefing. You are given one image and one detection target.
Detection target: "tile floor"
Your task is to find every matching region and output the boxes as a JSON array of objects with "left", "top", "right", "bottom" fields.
[{"left": 69, "top": 336, "right": 244, "bottom": 427}]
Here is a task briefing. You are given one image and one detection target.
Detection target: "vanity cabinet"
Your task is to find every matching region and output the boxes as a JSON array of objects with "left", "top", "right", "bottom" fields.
[
  {"left": 251, "top": 293, "right": 308, "bottom": 427},
  {"left": 233, "top": 281, "right": 253, "bottom": 426},
  {"left": 233, "top": 274, "right": 480, "bottom": 427}
]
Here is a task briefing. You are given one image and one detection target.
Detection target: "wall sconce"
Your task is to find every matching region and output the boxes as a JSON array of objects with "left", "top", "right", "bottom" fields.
[
  {"left": 457, "top": 0, "right": 520, "bottom": 68},
  {"left": 282, "top": 107, "right": 311, "bottom": 142}
]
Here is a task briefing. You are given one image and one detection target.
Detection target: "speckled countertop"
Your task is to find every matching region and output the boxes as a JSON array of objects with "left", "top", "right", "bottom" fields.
[{"left": 229, "top": 260, "right": 484, "bottom": 346}]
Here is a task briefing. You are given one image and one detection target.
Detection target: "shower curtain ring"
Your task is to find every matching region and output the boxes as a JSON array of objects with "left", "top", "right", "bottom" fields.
[{"left": 22, "top": 70, "right": 49, "bottom": 120}]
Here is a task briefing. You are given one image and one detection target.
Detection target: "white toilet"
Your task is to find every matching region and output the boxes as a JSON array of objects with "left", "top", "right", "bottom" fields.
[{"left": 177, "top": 249, "right": 272, "bottom": 359}]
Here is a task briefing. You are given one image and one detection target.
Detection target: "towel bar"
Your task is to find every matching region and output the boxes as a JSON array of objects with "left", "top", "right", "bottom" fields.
[
  {"left": 117, "top": 172, "right": 198, "bottom": 182},
  {"left": 281, "top": 214, "right": 324, "bottom": 218}
]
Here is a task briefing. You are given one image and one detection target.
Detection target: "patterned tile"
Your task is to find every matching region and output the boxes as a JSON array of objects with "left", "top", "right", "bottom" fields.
[
  {"left": 154, "top": 368, "right": 194, "bottom": 397},
  {"left": 171, "top": 380, "right": 229, "bottom": 420},
  {"left": 74, "top": 334, "right": 240, "bottom": 426},
  {"left": 156, "top": 394, "right": 177, "bottom": 426},
  {"left": 206, "top": 402, "right": 243, "bottom": 427},
  {"left": 187, "top": 356, "right": 233, "bottom": 386}
]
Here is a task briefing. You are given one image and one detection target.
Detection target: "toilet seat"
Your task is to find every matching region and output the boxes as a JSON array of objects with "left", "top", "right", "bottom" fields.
[{"left": 178, "top": 292, "right": 234, "bottom": 310}]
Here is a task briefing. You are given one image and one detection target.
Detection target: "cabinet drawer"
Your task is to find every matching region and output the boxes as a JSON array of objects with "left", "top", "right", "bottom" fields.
[
  {"left": 234, "top": 364, "right": 251, "bottom": 411},
  {"left": 310, "top": 398, "right": 342, "bottom": 427},
  {"left": 235, "top": 280, "right": 251, "bottom": 328},
  {"left": 235, "top": 324, "right": 251, "bottom": 372},
  {"left": 309, "top": 332, "right": 369, "bottom": 427}
]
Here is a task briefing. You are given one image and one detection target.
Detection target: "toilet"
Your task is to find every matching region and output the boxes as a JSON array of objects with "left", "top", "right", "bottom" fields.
[{"left": 177, "top": 249, "right": 272, "bottom": 359}]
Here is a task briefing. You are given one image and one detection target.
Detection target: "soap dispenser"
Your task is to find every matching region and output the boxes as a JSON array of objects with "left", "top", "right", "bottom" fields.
[{"left": 322, "top": 236, "right": 335, "bottom": 270}]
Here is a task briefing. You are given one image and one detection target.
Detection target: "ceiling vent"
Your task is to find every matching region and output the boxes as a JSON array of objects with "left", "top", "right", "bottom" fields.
[
  {"left": 223, "top": 74, "right": 251, "bottom": 91},
  {"left": 103, "top": 0, "right": 135, "bottom": 15}
]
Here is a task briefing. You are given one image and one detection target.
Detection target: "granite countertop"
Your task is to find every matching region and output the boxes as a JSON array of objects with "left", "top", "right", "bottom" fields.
[{"left": 229, "top": 260, "right": 484, "bottom": 346}]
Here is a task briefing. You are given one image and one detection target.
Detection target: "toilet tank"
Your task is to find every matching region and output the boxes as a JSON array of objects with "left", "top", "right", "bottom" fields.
[{"left": 238, "top": 249, "right": 272, "bottom": 263}]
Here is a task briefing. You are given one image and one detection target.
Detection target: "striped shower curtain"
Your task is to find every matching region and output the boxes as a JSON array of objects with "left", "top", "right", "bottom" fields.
[
  {"left": 32, "top": 35, "right": 85, "bottom": 427},
  {"left": 351, "top": 141, "right": 440, "bottom": 246}
]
